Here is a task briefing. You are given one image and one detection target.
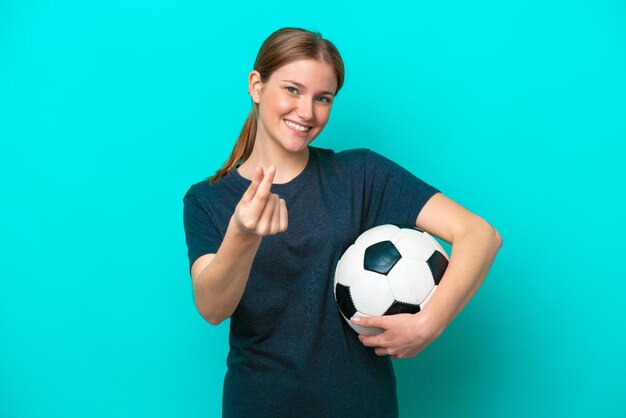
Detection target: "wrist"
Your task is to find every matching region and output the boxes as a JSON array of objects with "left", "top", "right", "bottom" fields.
[
  {"left": 228, "top": 215, "right": 262, "bottom": 242},
  {"left": 419, "top": 307, "right": 448, "bottom": 339}
]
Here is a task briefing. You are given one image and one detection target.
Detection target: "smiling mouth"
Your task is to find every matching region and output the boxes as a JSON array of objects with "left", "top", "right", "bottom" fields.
[{"left": 284, "top": 119, "right": 311, "bottom": 132}]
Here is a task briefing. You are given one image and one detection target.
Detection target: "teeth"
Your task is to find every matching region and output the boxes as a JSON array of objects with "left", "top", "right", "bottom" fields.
[{"left": 285, "top": 119, "right": 310, "bottom": 132}]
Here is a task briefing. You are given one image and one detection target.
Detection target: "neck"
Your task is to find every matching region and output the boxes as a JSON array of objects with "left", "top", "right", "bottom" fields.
[{"left": 238, "top": 143, "right": 310, "bottom": 184}]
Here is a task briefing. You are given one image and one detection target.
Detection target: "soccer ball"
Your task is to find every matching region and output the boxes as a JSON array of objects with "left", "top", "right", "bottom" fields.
[{"left": 334, "top": 224, "right": 449, "bottom": 336}]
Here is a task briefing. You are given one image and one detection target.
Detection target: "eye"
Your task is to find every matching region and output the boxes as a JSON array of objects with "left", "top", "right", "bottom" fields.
[{"left": 286, "top": 86, "right": 331, "bottom": 104}]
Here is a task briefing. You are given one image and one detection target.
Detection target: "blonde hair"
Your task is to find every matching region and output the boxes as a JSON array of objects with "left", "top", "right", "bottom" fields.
[{"left": 207, "top": 27, "right": 345, "bottom": 184}]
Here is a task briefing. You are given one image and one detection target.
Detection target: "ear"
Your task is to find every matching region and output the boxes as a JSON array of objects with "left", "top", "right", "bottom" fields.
[{"left": 248, "top": 70, "right": 263, "bottom": 104}]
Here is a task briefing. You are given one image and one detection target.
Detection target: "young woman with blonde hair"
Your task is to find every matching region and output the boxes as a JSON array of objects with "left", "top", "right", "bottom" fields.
[{"left": 183, "top": 26, "right": 502, "bottom": 417}]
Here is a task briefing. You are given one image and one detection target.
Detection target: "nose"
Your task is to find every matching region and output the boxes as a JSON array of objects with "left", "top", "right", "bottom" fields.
[{"left": 296, "top": 97, "right": 314, "bottom": 122}]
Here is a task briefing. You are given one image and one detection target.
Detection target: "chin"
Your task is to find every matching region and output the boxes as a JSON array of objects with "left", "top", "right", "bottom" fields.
[
  {"left": 282, "top": 143, "right": 310, "bottom": 154},
  {"left": 281, "top": 137, "right": 314, "bottom": 152}
]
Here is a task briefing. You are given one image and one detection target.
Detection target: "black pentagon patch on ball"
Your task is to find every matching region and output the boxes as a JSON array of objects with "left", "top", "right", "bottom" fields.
[
  {"left": 364, "top": 241, "right": 402, "bottom": 275},
  {"left": 335, "top": 283, "right": 357, "bottom": 319},
  {"left": 427, "top": 250, "right": 449, "bottom": 285},
  {"left": 384, "top": 300, "right": 421, "bottom": 315}
]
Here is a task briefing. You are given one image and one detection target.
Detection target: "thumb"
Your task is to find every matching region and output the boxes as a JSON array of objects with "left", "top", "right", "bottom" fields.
[{"left": 351, "top": 314, "right": 385, "bottom": 329}]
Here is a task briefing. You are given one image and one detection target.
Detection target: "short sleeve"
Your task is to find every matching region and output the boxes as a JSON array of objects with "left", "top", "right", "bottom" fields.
[
  {"left": 363, "top": 149, "right": 441, "bottom": 229},
  {"left": 182, "top": 186, "right": 222, "bottom": 274}
]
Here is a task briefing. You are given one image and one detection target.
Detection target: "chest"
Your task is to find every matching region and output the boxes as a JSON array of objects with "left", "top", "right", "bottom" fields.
[
  {"left": 228, "top": 163, "right": 368, "bottom": 331},
  {"left": 268, "top": 177, "right": 364, "bottom": 260}
]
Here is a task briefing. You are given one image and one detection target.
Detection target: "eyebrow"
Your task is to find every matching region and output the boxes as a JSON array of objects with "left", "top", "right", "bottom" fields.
[{"left": 281, "top": 79, "right": 335, "bottom": 96}]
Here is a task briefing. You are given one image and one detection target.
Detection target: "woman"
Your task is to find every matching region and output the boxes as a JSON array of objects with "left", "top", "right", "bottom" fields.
[{"left": 183, "top": 27, "right": 502, "bottom": 418}]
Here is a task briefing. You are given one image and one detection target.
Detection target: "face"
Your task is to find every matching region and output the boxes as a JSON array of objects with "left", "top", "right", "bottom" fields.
[{"left": 248, "top": 59, "right": 337, "bottom": 154}]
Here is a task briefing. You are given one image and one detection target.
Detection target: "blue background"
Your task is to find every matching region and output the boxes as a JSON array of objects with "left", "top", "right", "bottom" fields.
[{"left": 1, "top": 1, "right": 624, "bottom": 417}]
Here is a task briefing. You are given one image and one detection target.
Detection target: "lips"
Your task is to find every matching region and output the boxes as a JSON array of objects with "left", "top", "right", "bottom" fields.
[
  {"left": 284, "top": 118, "right": 310, "bottom": 130},
  {"left": 283, "top": 119, "right": 311, "bottom": 136}
]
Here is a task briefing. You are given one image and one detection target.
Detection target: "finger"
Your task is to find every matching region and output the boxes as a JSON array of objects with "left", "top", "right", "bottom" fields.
[
  {"left": 375, "top": 348, "right": 388, "bottom": 356},
  {"left": 279, "top": 198, "right": 288, "bottom": 231},
  {"left": 358, "top": 334, "right": 372, "bottom": 347},
  {"left": 358, "top": 334, "right": 384, "bottom": 348},
  {"left": 270, "top": 194, "right": 281, "bottom": 233},
  {"left": 256, "top": 194, "right": 277, "bottom": 234},
  {"left": 247, "top": 165, "right": 276, "bottom": 218},
  {"left": 254, "top": 165, "right": 275, "bottom": 203},
  {"left": 275, "top": 198, "right": 283, "bottom": 232},
  {"left": 351, "top": 315, "right": 383, "bottom": 329},
  {"left": 242, "top": 166, "right": 263, "bottom": 202}
]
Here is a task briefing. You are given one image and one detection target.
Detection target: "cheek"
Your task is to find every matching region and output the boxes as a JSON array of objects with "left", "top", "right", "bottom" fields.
[
  {"left": 267, "top": 94, "right": 292, "bottom": 115},
  {"left": 315, "top": 108, "right": 332, "bottom": 125},
  {"left": 259, "top": 91, "right": 285, "bottom": 110}
]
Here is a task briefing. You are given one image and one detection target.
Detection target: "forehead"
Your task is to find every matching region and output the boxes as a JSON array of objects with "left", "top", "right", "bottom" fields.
[{"left": 270, "top": 59, "right": 337, "bottom": 91}]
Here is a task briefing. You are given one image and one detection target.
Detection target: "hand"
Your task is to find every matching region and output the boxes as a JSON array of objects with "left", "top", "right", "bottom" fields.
[
  {"left": 351, "top": 312, "right": 443, "bottom": 359},
  {"left": 232, "top": 165, "right": 288, "bottom": 237}
]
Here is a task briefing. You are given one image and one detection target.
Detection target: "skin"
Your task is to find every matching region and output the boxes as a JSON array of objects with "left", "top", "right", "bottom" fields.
[{"left": 237, "top": 58, "right": 337, "bottom": 184}]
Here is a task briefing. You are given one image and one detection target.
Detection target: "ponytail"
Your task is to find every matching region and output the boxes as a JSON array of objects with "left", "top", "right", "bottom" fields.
[{"left": 207, "top": 107, "right": 258, "bottom": 185}]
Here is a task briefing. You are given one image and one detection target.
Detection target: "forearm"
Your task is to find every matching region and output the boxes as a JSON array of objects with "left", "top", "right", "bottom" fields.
[
  {"left": 193, "top": 215, "right": 262, "bottom": 325},
  {"left": 422, "top": 222, "right": 503, "bottom": 335}
]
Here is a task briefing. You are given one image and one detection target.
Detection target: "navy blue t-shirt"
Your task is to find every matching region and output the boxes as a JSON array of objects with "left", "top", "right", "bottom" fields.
[{"left": 182, "top": 145, "right": 441, "bottom": 418}]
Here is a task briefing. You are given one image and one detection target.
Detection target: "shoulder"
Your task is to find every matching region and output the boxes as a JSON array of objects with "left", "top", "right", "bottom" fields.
[
  {"left": 184, "top": 179, "right": 209, "bottom": 198},
  {"left": 314, "top": 146, "right": 392, "bottom": 164},
  {"left": 309, "top": 146, "right": 373, "bottom": 179},
  {"left": 310, "top": 145, "right": 371, "bottom": 165},
  {"left": 311, "top": 146, "right": 410, "bottom": 173},
  {"left": 183, "top": 178, "right": 219, "bottom": 207},
  {"left": 309, "top": 145, "right": 408, "bottom": 176}
]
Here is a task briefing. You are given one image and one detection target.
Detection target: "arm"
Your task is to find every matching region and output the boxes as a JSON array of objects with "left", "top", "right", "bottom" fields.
[
  {"left": 190, "top": 165, "right": 288, "bottom": 326},
  {"left": 415, "top": 192, "right": 503, "bottom": 336},
  {"left": 191, "top": 215, "right": 263, "bottom": 326},
  {"left": 354, "top": 192, "right": 503, "bottom": 358}
]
